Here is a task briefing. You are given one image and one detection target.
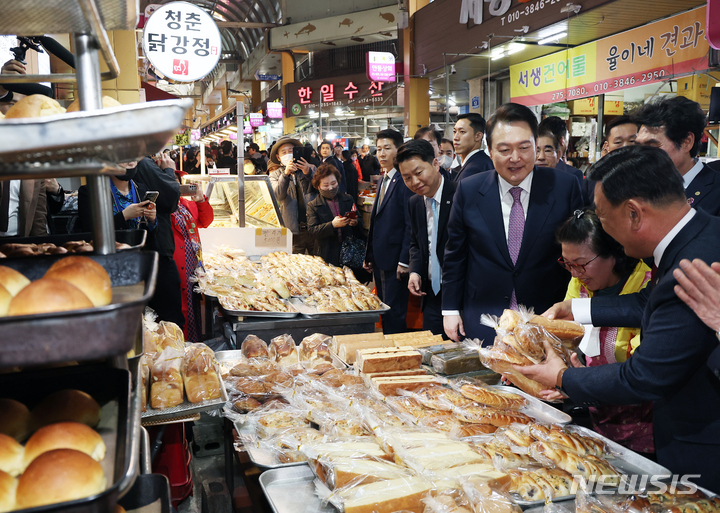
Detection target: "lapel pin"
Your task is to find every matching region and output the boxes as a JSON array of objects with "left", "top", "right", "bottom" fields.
[
  {"left": 688, "top": 198, "right": 694, "bottom": 205},
  {"left": 695, "top": 191, "right": 701, "bottom": 196}
]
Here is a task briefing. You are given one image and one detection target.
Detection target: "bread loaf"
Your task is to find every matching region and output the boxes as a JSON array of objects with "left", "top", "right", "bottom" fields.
[
  {"left": 31, "top": 389, "right": 101, "bottom": 429},
  {"left": 44, "top": 256, "right": 112, "bottom": 307},
  {"left": 299, "top": 333, "right": 332, "bottom": 363},
  {"left": 182, "top": 343, "right": 222, "bottom": 403},
  {"left": 0, "top": 470, "right": 16, "bottom": 513},
  {"left": 528, "top": 315, "right": 585, "bottom": 342},
  {"left": 268, "top": 334, "right": 299, "bottom": 366},
  {"left": 337, "top": 338, "right": 395, "bottom": 364},
  {"left": 372, "top": 375, "right": 441, "bottom": 396},
  {"left": 431, "top": 348, "right": 484, "bottom": 375},
  {"left": 4, "top": 95, "right": 66, "bottom": 119},
  {"left": 356, "top": 346, "right": 422, "bottom": 374},
  {"left": 150, "top": 346, "right": 185, "bottom": 409},
  {"left": 23, "top": 422, "right": 105, "bottom": 470},
  {"left": 0, "top": 434, "right": 23, "bottom": 476},
  {"left": 324, "top": 458, "right": 412, "bottom": 490},
  {"left": 8, "top": 278, "right": 93, "bottom": 316},
  {"left": 338, "top": 475, "right": 433, "bottom": 513},
  {"left": 241, "top": 334, "right": 269, "bottom": 358}
]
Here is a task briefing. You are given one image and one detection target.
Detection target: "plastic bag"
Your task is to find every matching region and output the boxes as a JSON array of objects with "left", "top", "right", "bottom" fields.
[
  {"left": 461, "top": 477, "right": 523, "bottom": 513},
  {"left": 528, "top": 441, "right": 621, "bottom": 485},
  {"left": 451, "top": 404, "right": 533, "bottom": 427},
  {"left": 139, "top": 354, "right": 151, "bottom": 412},
  {"left": 241, "top": 334, "right": 269, "bottom": 359},
  {"left": 529, "top": 424, "right": 606, "bottom": 456},
  {"left": 268, "top": 334, "right": 299, "bottom": 366},
  {"left": 299, "top": 333, "right": 333, "bottom": 364},
  {"left": 322, "top": 474, "right": 434, "bottom": 513},
  {"left": 449, "top": 379, "right": 527, "bottom": 411},
  {"left": 398, "top": 385, "right": 474, "bottom": 411},
  {"left": 150, "top": 346, "right": 185, "bottom": 409},
  {"left": 182, "top": 343, "right": 222, "bottom": 403}
]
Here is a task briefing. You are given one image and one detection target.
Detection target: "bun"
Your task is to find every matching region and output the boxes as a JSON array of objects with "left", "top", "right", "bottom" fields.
[
  {"left": 241, "top": 334, "right": 269, "bottom": 358},
  {"left": 0, "top": 470, "right": 16, "bottom": 513},
  {"left": 0, "top": 285, "right": 9, "bottom": 317},
  {"left": 23, "top": 422, "right": 106, "bottom": 470},
  {"left": 0, "top": 399, "right": 31, "bottom": 441},
  {"left": 16, "top": 449, "right": 106, "bottom": 509},
  {"left": 182, "top": 344, "right": 222, "bottom": 403},
  {"left": 66, "top": 95, "right": 122, "bottom": 112},
  {"left": 0, "top": 434, "right": 23, "bottom": 476},
  {"left": 31, "top": 389, "right": 101, "bottom": 429},
  {"left": 8, "top": 278, "right": 93, "bottom": 316},
  {"left": 0, "top": 266, "right": 30, "bottom": 296},
  {"left": 45, "top": 256, "right": 112, "bottom": 306},
  {"left": 4, "top": 94, "right": 66, "bottom": 119}
]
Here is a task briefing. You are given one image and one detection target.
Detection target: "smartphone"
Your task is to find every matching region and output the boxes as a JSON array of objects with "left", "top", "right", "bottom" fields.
[
  {"left": 179, "top": 184, "right": 198, "bottom": 196},
  {"left": 344, "top": 210, "right": 357, "bottom": 219},
  {"left": 143, "top": 191, "right": 159, "bottom": 203},
  {"left": 292, "top": 146, "right": 304, "bottom": 163}
]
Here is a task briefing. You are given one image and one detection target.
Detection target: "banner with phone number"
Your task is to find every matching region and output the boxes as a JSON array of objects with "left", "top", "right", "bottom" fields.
[{"left": 510, "top": 6, "right": 709, "bottom": 106}]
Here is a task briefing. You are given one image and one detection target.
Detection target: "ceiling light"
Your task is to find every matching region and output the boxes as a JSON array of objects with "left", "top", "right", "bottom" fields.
[
  {"left": 538, "top": 25, "right": 567, "bottom": 39},
  {"left": 538, "top": 32, "right": 567, "bottom": 45}
]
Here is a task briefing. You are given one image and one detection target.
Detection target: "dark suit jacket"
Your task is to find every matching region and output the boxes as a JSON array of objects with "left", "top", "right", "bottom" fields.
[
  {"left": 408, "top": 177, "right": 456, "bottom": 309},
  {"left": 359, "top": 154, "right": 381, "bottom": 177},
  {"left": 343, "top": 161, "right": 359, "bottom": 204},
  {"left": 307, "top": 193, "right": 363, "bottom": 267},
  {"left": 686, "top": 164, "right": 720, "bottom": 216},
  {"left": 442, "top": 166, "right": 583, "bottom": 342},
  {"left": 563, "top": 210, "right": 720, "bottom": 491},
  {"left": 365, "top": 170, "right": 413, "bottom": 271},
  {"left": 555, "top": 160, "right": 586, "bottom": 202},
  {"left": 454, "top": 150, "right": 494, "bottom": 183}
]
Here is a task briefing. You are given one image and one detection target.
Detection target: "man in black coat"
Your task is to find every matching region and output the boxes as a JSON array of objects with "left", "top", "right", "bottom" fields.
[
  {"left": 523, "top": 146, "right": 720, "bottom": 491},
  {"left": 398, "top": 139, "right": 455, "bottom": 336},
  {"left": 134, "top": 154, "right": 184, "bottom": 328},
  {"left": 358, "top": 143, "right": 381, "bottom": 178},
  {"left": 452, "top": 113, "right": 494, "bottom": 182}
]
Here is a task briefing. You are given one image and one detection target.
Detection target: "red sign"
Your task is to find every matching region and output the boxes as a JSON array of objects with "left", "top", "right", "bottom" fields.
[{"left": 173, "top": 59, "right": 188, "bottom": 75}]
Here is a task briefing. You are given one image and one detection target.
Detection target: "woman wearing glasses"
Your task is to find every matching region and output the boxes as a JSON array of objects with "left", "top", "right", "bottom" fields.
[{"left": 555, "top": 209, "right": 655, "bottom": 459}]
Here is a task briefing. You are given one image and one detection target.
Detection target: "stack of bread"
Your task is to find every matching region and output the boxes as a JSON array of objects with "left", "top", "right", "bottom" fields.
[
  {"left": 472, "top": 307, "right": 584, "bottom": 398},
  {"left": 0, "top": 389, "right": 108, "bottom": 511},
  {"left": 0, "top": 256, "right": 112, "bottom": 317},
  {"left": 332, "top": 331, "right": 445, "bottom": 365},
  {"left": 140, "top": 319, "right": 223, "bottom": 411}
]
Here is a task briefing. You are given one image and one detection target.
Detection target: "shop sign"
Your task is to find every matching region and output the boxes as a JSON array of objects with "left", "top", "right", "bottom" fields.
[
  {"left": 142, "top": 1, "right": 221, "bottom": 82},
  {"left": 243, "top": 123, "right": 252, "bottom": 135},
  {"left": 709, "top": 0, "right": 720, "bottom": 50},
  {"left": 510, "top": 6, "right": 709, "bottom": 106},
  {"left": 258, "top": 125, "right": 270, "bottom": 132},
  {"left": 285, "top": 73, "right": 394, "bottom": 117},
  {"left": 367, "top": 52, "right": 396, "bottom": 82},
  {"left": 471, "top": 96, "right": 480, "bottom": 109},
  {"left": 267, "top": 102, "right": 283, "bottom": 119},
  {"left": 174, "top": 129, "right": 190, "bottom": 145},
  {"left": 255, "top": 72, "right": 282, "bottom": 81},
  {"left": 249, "top": 113, "right": 264, "bottom": 127},
  {"left": 570, "top": 98, "right": 624, "bottom": 115}
]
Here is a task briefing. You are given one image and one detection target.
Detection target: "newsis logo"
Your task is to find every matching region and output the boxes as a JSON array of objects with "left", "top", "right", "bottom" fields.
[{"left": 570, "top": 474, "right": 701, "bottom": 495}]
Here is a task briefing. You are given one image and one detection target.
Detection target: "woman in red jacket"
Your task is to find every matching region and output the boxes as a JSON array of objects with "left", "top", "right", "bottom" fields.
[{"left": 172, "top": 170, "right": 214, "bottom": 341}]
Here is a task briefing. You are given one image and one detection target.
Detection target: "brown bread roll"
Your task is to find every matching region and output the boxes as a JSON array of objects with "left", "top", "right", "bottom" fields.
[
  {"left": 44, "top": 256, "right": 112, "bottom": 307},
  {"left": 4, "top": 94, "right": 66, "bottom": 118},
  {"left": 0, "top": 266, "right": 30, "bottom": 296},
  {"left": 0, "top": 470, "right": 16, "bottom": 513},
  {"left": 31, "top": 389, "right": 101, "bottom": 429},
  {"left": 23, "top": 422, "right": 105, "bottom": 470},
  {"left": 7, "top": 278, "right": 93, "bottom": 316},
  {"left": 0, "top": 399, "right": 31, "bottom": 441},
  {"left": 0, "top": 434, "right": 23, "bottom": 476}
]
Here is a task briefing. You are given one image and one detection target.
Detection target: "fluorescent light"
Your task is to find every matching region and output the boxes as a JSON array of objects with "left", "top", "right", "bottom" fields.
[
  {"left": 538, "top": 25, "right": 567, "bottom": 39},
  {"left": 491, "top": 52, "right": 507, "bottom": 61},
  {"left": 507, "top": 43, "right": 524, "bottom": 55},
  {"left": 538, "top": 32, "right": 567, "bottom": 45}
]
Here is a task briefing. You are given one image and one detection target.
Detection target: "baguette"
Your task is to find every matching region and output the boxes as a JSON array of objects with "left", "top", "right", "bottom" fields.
[
  {"left": 356, "top": 346, "right": 422, "bottom": 374},
  {"left": 528, "top": 315, "right": 585, "bottom": 342}
]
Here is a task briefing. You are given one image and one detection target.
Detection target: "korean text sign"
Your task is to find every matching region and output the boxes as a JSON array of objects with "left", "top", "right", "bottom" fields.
[
  {"left": 367, "top": 51, "right": 397, "bottom": 82},
  {"left": 285, "top": 73, "right": 392, "bottom": 117},
  {"left": 142, "top": 1, "right": 222, "bottom": 82},
  {"left": 510, "top": 6, "right": 708, "bottom": 105}
]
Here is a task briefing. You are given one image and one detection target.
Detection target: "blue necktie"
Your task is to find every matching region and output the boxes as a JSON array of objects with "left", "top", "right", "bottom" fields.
[{"left": 429, "top": 198, "right": 441, "bottom": 295}]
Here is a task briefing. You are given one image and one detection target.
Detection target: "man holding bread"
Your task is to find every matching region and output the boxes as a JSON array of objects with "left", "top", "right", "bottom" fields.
[{"left": 516, "top": 145, "right": 720, "bottom": 491}]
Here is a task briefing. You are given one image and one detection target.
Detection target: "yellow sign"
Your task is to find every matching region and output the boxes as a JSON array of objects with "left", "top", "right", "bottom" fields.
[
  {"left": 174, "top": 129, "right": 190, "bottom": 146},
  {"left": 570, "top": 98, "right": 624, "bottom": 115},
  {"left": 676, "top": 73, "right": 720, "bottom": 109},
  {"left": 511, "top": 6, "right": 709, "bottom": 105}
]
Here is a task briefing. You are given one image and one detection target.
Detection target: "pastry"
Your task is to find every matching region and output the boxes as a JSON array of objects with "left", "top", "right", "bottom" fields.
[{"left": 458, "top": 383, "right": 527, "bottom": 410}]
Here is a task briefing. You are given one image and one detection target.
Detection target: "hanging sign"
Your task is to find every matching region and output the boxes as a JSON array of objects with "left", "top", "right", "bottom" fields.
[
  {"left": 249, "top": 113, "right": 264, "bottom": 127},
  {"left": 266, "top": 102, "right": 283, "bottom": 119},
  {"left": 367, "top": 51, "right": 396, "bottom": 82},
  {"left": 142, "top": 1, "right": 222, "bottom": 82},
  {"left": 510, "top": 6, "right": 709, "bottom": 106}
]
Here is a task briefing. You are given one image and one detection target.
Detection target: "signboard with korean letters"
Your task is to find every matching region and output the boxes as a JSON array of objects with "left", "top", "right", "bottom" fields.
[
  {"left": 510, "top": 6, "right": 708, "bottom": 105},
  {"left": 367, "top": 51, "right": 396, "bottom": 82},
  {"left": 142, "top": 1, "right": 221, "bottom": 82}
]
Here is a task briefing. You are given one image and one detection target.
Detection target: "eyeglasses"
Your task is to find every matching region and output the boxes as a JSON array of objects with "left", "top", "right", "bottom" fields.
[{"left": 557, "top": 254, "right": 600, "bottom": 274}]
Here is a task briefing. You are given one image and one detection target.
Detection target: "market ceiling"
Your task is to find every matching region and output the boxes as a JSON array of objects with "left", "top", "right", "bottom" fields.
[{"left": 140, "top": 0, "right": 281, "bottom": 61}]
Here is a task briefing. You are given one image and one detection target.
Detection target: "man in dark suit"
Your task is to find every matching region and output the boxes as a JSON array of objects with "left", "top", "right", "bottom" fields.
[
  {"left": 539, "top": 116, "right": 584, "bottom": 187},
  {"left": 442, "top": 103, "right": 583, "bottom": 343},
  {"left": 358, "top": 144, "right": 381, "bottom": 178},
  {"left": 634, "top": 96, "right": 720, "bottom": 216},
  {"left": 397, "top": 139, "right": 456, "bottom": 336},
  {"left": 318, "top": 140, "right": 347, "bottom": 193},
  {"left": 363, "top": 129, "right": 414, "bottom": 334},
  {"left": 452, "top": 113, "right": 494, "bottom": 182},
  {"left": 518, "top": 145, "right": 720, "bottom": 491}
]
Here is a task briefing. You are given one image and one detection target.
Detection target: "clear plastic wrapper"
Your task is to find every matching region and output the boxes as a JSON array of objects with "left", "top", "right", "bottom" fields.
[
  {"left": 142, "top": 308, "right": 161, "bottom": 355},
  {"left": 475, "top": 344, "right": 550, "bottom": 400},
  {"left": 319, "top": 455, "right": 414, "bottom": 490},
  {"left": 182, "top": 343, "right": 222, "bottom": 403},
  {"left": 431, "top": 348, "right": 485, "bottom": 375},
  {"left": 384, "top": 395, "right": 433, "bottom": 425},
  {"left": 139, "top": 353, "right": 151, "bottom": 412},
  {"left": 374, "top": 426, "right": 453, "bottom": 456},
  {"left": 398, "top": 385, "right": 475, "bottom": 411},
  {"left": 467, "top": 441, "right": 534, "bottom": 468},
  {"left": 269, "top": 334, "right": 300, "bottom": 366},
  {"left": 543, "top": 501, "right": 574, "bottom": 513},
  {"left": 299, "top": 333, "right": 333, "bottom": 365},
  {"left": 451, "top": 424, "right": 499, "bottom": 439},
  {"left": 450, "top": 379, "right": 528, "bottom": 411},
  {"left": 246, "top": 400, "right": 310, "bottom": 439},
  {"left": 150, "top": 346, "right": 185, "bottom": 409},
  {"left": 504, "top": 465, "right": 575, "bottom": 502},
  {"left": 315, "top": 368, "right": 366, "bottom": 388},
  {"left": 417, "top": 410, "right": 464, "bottom": 433},
  {"left": 461, "top": 477, "right": 523, "bottom": 513},
  {"left": 528, "top": 441, "right": 622, "bottom": 485},
  {"left": 529, "top": 424, "right": 606, "bottom": 456},
  {"left": 318, "top": 474, "right": 434, "bottom": 513},
  {"left": 228, "top": 358, "right": 277, "bottom": 377},
  {"left": 241, "top": 334, "right": 269, "bottom": 358},
  {"left": 230, "top": 391, "right": 263, "bottom": 413},
  {"left": 422, "top": 488, "right": 475, "bottom": 513},
  {"left": 451, "top": 404, "right": 533, "bottom": 427},
  {"left": 492, "top": 424, "right": 535, "bottom": 452},
  {"left": 320, "top": 417, "right": 371, "bottom": 438},
  {"left": 394, "top": 439, "right": 487, "bottom": 473}
]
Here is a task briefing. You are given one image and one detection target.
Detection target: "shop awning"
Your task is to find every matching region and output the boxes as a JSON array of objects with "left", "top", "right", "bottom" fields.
[{"left": 141, "top": 81, "right": 180, "bottom": 102}]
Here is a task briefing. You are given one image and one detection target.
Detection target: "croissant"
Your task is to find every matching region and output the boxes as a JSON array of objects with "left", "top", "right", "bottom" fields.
[{"left": 458, "top": 383, "right": 527, "bottom": 410}]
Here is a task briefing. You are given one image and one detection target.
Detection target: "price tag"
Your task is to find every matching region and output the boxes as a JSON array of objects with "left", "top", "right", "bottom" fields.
[{"left": 255, "top": 227, "right": 287, "bottom": 247}]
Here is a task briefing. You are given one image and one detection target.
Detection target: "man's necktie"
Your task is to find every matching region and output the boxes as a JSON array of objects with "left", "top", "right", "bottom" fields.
[
  {"left": 507, "top": 187, "right": 525, "bottom": 309},
  {"left": 0, "top": 182, "right": 10, "bottom": 232},
  {"left": 377, "top": 173, "right": 391, "bottom": 208},
  {"left": 429, "top": 198, "right": 441, "bottom": 295}
]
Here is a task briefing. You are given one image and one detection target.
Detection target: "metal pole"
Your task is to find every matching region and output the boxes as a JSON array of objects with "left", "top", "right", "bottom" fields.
[
  {"left": 596, "top": 94, "right": 605, "bottom": 162},
  {"left": 236, "top": 102, "right": 246, "bottom": 227},
  {"left": 319, "top": 101, "right": 323, "bottom": 141},
  {"left": 444, "top": 54, "right": 451, "bottom": 137},
  {"left": 74, "top": 33, "right": 115, "bottom": 255}
]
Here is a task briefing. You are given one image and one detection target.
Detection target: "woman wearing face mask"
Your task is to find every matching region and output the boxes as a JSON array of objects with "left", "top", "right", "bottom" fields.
[
  {"left": 78, "top": 160, "right": 157, "bottom": 233},
  {"left": 307, "top": 164, "right": 362, "bottom": 267},
  {"left": 268, "top": 137, "right": 317, "bottom": 254},
  {"left": 350, "top": 149, "right": 363, "bottom": 181},
  {"left": 341, "top": 150, "right": 359, "bottom": 205}
]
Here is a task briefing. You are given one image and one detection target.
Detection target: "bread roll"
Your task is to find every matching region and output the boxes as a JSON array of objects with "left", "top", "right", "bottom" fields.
[
  {"left": 44, "top": 256, "right": 112, "bottom": 307},
  {"left": 31, "top": 389, "right": 101, "bottom": 429},
  {"left": 0, "top": 470, "right": 16, "bottom": 513},
  {"left": 0, "top": 266, "right": 30, "bottom": 296},
  {"left": 182, "top": 343, "right": 222, "bottom": 403},
  {"left": 4, "top": 94, "right": 66, "bottom": 119},
  {"left": 16, "top": 449, "right": 106, "bottom": 509},
  {"left": 0, "top": 434, "right": 23, "bottom": 476},
  {"left": 0, "top": 285, "right": 10, "bottom": 316},
  {"left": 65, "top": 95, "right": 121, "bottom": 112},
  {"left": 0, "top": 399, "right": 31, "bottom": 441},
  {"left": 241, "top": 334, "right": 269, "bottom": 358},
  {"left": 23, "top": 422, "right": 105, "bottom": 470},
  {"left": 7, "top": 278, "right": 93, "bottom": 316}
]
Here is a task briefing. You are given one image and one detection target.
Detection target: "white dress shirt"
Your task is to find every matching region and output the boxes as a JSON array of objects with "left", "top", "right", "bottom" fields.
[
  {"left": 682, "top": 159, "right": 704, "bottom": 189},
  {"left": 572, "top": 207, "right": 697, "bottom": 324},
  {"left": 425, "top": 175, "right": 445, "bottom": 284},
  {"left": 460, "top": 149, "right": 481, "bottom": 167},
  {"left": 0, "top": 180, "right": 21, "bottom": 237}
]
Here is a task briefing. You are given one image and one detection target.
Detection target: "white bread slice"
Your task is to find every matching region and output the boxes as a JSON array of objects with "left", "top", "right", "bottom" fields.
[
  {"left": 356, "top": 346, "right": 422, "bottom": 373},
  {"left": 339, "top": 476, "right": 433, "bottom": 513},
  {"left": 324, "top": 458, "right": 413, "bottom": 489},
  {"left": 401, "top": 449, "right": 488, "bottom": 471}
]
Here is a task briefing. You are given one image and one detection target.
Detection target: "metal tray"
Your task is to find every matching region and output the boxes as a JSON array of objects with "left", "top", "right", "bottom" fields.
[
  {"left": 234, "top": 421, "right": 311, "bottom": 470},
  {"left": 141, "top": 374, "right": 229, "bottom": 423},
  {"left": 0, "top": 99, "right": 193, "bottom": 178},
  {"left": 117, "top": 474, "right": 172, "bottom": 513},
  {"left": 491, "top": 385, "right": 573, "bottom": 425},
  {"left": 0, "top": 229, "right": 147, "bottom": 252},
  {"left": 219, "top": 297, "right": 300, "bottom": 318},
  {"left": 259, "top": 465, "right": 335, "bottom": 513},
  {"left": 0, "top": 251, "right": 158, "bottom": 368},
  {"left": 0, "top": 364, "right": 141, "bottom": 513},
  {"left": 0, "top": 0, "right": 137, "bottom": 34},
  {"left": 288, "top": 297, "right": 390, "bottom": 319}
]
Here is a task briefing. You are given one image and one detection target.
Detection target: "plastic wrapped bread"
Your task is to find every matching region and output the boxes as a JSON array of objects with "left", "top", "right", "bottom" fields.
[
  {"left": 182, "top": 343, "right": 222, "bottom": 403},
  {"left": 476, "top": 345, "right": 548, "bottom": 399},
  {"left": 319, "top": 457, "right": 414, "bottom": 490},
  {"left": 324, "top": 475, "right": 434, "bottom": 513},
  {"left": 156, "top": 321, "right": 184, "bottom": 351},
  {"left": 241, "top": 334, "right": 269, "bottom": 359},
  {"left": 299, "top": 333, "right": 333, "bottom": 365},
  {"left": 451, "top": 380, "right": 527, "bottom": 411},
  {"left": 431, "top": 348, "right": 485, "bottom": 375},
  {"left": 139, "top": 354, "right": 151, "bottom": 412},
  {"left": 150, "top": 346, "right": 185, "bottom": 409},
  {"left": 268, "top": 334, "right": 299, "bottom": 366},
  {"left": 528, "top": 441, "right": 621, "bottom": 485}
]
